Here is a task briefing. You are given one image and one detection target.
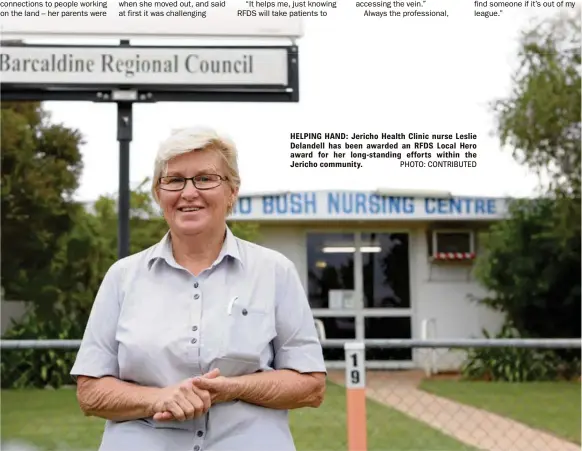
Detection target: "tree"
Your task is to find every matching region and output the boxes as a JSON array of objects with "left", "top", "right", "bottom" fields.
[
  {"left": 475, "top": 10, "right": 581, "bottom": 340},
  {"left": 1, "top": 102, "right": 84, "bottom": 315},
  {"left": 494, "top": 11, "right": 581, "bottom": 197},
  {"left": 474, "top": 198, "right": 580, "bottom": 339},
  {"left": 493, "top": 10, "right": 581, "bottom": 249}
]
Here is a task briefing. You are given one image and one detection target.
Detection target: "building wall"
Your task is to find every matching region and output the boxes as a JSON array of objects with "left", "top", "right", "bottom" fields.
[
  {"left": 1, "top": 300, "right": 29, "bottom": 335},
  {"left": 409, "top": 228, "right": 504, "bottom": 371},
  {"left": 254, "top": 221, "right": 505, "bottom": 371}
]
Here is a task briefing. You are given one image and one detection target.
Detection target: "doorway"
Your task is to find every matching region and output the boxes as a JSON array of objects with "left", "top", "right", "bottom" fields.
[{"left": 306, "top": 231, "right": 413, "bottom": 367}]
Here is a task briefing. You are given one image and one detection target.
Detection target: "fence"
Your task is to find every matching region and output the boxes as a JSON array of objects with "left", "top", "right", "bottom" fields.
[
  {"left": 1, "top": 338, "right": 580, "bottom": 451},
  {"left": 332, "top": 339, "right": 581, "bottom": 451}
]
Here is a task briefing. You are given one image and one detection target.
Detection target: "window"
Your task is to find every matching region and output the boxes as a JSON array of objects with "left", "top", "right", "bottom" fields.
[
  {"left": 361, "top": 233, "right": 410, "bottom": 308},
  {"left": 431, "top": 230, "right": 473, "bottom": 254},
  {"left": 307, "top": 233, "right": 355, "bottom": 309},
  {"left": 306, "top": 231, "right": 413, "bottom": 362},
  {"left": 315, "top": 317, "right": 355, "bottom": 361},
  {"left": 307, "top": 233, "right": 356, "bottom": 360},
  {"left": 365, "top": 317, "right": 412, "bottom": 360}
]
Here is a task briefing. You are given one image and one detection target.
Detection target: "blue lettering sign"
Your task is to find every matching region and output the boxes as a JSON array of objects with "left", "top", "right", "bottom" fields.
[
  {"left": 306, "top": 192, "right": 317, "bottom": 213},
  {"left": 392, "top": 196, "right": 415, "bottom": 214},
  {"left": 262, "top": 192, "right": 317, "bottom": 215},
  {"left": 234, "top": 197, "right": 252, "bottom": 215},
  {"left": 487, "top": 199, "right": 496, "bottom": 214},
  {"left": 328, "top": 192, "right": 415, "bottom": 215},
  {"left": 262, "top": 196, "right": 276, "bottom": 214},
  {"left": 235, "top": 193, "right": 499, "bottom": 218},
  {"left": 369, "top": 194, "right": 381, "bottom": 213},
  {"left": 425, "top": 198, "right": 497, "bottom": 215},
  {"left": 475, "top": 199, "right": 486, "bottom": 214}
]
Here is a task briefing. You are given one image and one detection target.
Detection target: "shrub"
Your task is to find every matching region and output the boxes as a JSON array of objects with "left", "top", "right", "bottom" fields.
[
  {"left": 1, "top": 309, "right": 81, "bottom": 389},
  {"left": 461, "top": 321, "right": 580, "bottom": 382}
]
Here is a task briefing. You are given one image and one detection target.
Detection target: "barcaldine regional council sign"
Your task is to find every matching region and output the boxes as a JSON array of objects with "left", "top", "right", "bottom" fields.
[{"left": 0, "top": 46, "right": 289, "bottom": 86}]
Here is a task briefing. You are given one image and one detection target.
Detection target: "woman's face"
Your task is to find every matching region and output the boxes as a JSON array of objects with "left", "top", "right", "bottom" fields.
[{"left": 157, "top": 149, "right": 236, "bottom": 236}]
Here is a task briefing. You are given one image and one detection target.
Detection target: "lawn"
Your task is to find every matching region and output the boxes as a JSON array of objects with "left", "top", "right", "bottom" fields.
[
  {"left": 419, "top": 380, "right": 581, "bottom": 444},
  {"left": 1, "top": 382, "right": 476, "bottom": 451}
]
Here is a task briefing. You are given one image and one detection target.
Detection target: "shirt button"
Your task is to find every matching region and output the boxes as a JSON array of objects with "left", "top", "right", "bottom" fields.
[
  {"left": 192, "top": 326, "right": 198, "bottom": 331},
  {"left": 194, "top": 446, "right": 201, "bottom": 451},
  {"left": 194, "top": 282, "right": 199, "bottom": 288},
  {"left": 197, "top": 430, "right": 204, "bottom": 437},
  {"left": 194, "top": 294, "right": 200, "bottom": 300},
  {"left": 191, "top": 338, "right": 197, "bottom": 344}
]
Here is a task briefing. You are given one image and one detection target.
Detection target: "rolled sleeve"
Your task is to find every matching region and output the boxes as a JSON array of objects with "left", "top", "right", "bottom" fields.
[
  {"left": 272, "top": 259, "right": 326, "bottom": 374},
  {"left": 71, "top": 261, "right": 123, "bottom": 380}
]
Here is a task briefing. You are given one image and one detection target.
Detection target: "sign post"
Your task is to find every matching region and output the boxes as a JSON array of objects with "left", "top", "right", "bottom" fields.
[
  {"left": 116, "top": 40, "right": 132, "bottom": 258},
  {"left": 1, "top": 40, "right": 299, "bottom": 258},
  {"left": 344, "top": 341, "right": 367, "bottom": 451},
  {"left": 117, "top": 100, "right": 132, "bottom": 259}
]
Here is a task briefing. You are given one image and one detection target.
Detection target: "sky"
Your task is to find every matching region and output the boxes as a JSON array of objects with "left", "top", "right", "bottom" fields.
[{"left": 16, "top": 1, "right": 569, "bottom": 202}]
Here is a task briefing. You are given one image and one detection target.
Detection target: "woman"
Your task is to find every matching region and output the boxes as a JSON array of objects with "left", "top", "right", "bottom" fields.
[{"left": 71, "top": 127, "right": 327, "bottom": 451}]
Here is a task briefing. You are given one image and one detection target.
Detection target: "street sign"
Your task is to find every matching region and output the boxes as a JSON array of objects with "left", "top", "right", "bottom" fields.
[
  {"left": 0, "top": 44, "right": 299, "bottom": 102},
  {"left": 0, "top": 5, "right": 303, "bottom": 39},
  {"left": 1, "top": 45, "right": 289, "bottom": 86}
]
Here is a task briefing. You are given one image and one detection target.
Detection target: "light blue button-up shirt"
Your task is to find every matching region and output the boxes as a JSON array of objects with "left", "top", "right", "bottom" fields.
[{"left": 71, "top": 226, "right": 326, "bottom": 451}]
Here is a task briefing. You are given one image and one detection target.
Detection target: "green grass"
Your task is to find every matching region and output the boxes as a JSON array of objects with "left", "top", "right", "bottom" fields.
[
  {"left": 291, "top": 383, "right": 477, "bottom": 451},
  {"left": 419, "top": 380, "right": 581, "bottom": 444},
  {"left": 1, "top": 382, "right": 476, "bottom": 451}
]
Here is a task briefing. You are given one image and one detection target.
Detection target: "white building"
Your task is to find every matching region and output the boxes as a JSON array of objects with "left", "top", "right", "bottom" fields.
[{"left": 229, "top": 189, "right": 506, "bottom": 372}]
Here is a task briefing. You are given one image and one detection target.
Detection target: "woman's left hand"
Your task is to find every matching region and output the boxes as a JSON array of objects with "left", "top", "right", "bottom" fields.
[
  {"left": 153, "top": 368, "right": 228, "bottom": 421},
  {"left": 153, "top": 369, "right": 235, "bottom": 421}
]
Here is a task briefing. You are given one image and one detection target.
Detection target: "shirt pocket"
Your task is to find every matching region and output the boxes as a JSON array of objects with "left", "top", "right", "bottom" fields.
[{"left": 219, "top": 301, "right": 270, "bottom": 363}]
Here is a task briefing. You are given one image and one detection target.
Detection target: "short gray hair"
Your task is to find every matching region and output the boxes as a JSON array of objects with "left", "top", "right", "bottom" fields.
[{"left": 151, "top": 126, "right": 241, "bottom": 211}]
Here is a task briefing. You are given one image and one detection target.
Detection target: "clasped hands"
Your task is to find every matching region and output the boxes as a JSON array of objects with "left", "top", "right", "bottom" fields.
[{"left": 152, "top": 368, "right": 230, "bottom": 422}]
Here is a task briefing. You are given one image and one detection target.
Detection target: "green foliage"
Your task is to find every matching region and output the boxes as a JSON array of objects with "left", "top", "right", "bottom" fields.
[
  {"left": 1, "top": 203, "right": 113, "bottom": 388},
  {"left": 474, "top": 197, "right": 581, "bottom": 339},
  {"left": 1, "top": 309, "right": 82, "bottom": 388},
  {"left": 1, "top": 347, "right": 77, "bottom": 389},
  {"left": 1, "top": 102, "right": 84, "bottom": 308},
  {"left": 50, "top": 207, "right": 118, "bottom": 318},
  {"left": 493, "top": 11, "right": 581, "bottom": 197},
  {"left": 228, "top": 221, "right": 261, "bottom": 242},
  {"left": 90, "top": 177, "right": 168, "bottom": 256},
  {"left": 461, "top": 322, "right": 580, "bottom": 382},
  {"left": 474, "top": 10, "right": 581, "bottom": 347},
  {"left": 492, "top": 9, "right": 581, "bottom": 257}
]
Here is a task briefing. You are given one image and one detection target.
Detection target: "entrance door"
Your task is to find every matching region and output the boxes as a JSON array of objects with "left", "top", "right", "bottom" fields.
[{"left": 306, "top": 231, "right": 413, "bottom": 368}]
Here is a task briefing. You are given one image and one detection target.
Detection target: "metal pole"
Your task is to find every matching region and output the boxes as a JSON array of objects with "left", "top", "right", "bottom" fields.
[
  {"left": 354, "top": 232, "right": 365, "bottom": 341},
  {"left": 117, "top": 39, "right": 132, "bottom": 260},
  {"left": 117, "top": 101, "right": 132, "bottom": 259}
]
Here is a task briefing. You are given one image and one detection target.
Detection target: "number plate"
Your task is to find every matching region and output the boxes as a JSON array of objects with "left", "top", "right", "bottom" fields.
[{"left": 344, "top": 342, "right": 365, "bottom": 389}]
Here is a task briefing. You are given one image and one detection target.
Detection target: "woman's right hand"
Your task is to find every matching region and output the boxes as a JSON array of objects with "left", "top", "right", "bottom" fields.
[{"left": 151, "top": 377, "right": 212, "bottom": 422}]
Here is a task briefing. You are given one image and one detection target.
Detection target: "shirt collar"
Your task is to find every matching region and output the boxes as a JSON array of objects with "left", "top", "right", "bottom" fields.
[{"left": 147, "top": 225, "right": 243, "bottom": 270}]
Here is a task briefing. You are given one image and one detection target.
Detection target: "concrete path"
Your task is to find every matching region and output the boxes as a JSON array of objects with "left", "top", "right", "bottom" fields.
[{"left": 327, "top": 370, "right": 579, "bottom": 451}]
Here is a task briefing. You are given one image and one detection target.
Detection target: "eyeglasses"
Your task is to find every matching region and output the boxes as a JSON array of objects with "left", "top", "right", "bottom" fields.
[{"left": 158, "top": 174, "right": 227, "bottom": 191}]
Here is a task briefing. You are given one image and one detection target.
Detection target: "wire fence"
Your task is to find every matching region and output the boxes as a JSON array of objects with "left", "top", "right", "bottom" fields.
[
  {"left": 332, "top": 339, "right": 581, "bottom": 451},
  {"left": 1, "top": 338, "right": 580, "bottom": 451}
]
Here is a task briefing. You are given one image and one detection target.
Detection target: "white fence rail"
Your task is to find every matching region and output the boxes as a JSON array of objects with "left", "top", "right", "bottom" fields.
[{"left": 1, "top": 338, "right": 580, "bottom": 349}]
